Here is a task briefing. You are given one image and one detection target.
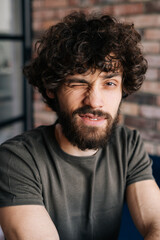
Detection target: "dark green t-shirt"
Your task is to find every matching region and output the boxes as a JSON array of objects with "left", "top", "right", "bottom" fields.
[{"left": 0, "top": 124, "right": 153, "bottom": 240}]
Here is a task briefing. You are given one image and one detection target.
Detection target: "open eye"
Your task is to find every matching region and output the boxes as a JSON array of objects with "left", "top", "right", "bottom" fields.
[
  {"left": 104, "top": 81, "right": 116, "bottom": 87},
  {"left": 106, "top": 82, "right": 115, "bottom": 86}
]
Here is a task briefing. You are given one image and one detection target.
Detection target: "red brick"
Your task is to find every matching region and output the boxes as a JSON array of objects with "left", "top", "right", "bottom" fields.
[
  {"left": 144, "top": 141, "right": 156, "bottom": 155},
  {"left": 140, "top": 130, "right": 160, "bottom": 144},
  {"left": 127, "top": 93, "right": 157, "bottom": 106},
  {"left": 113, "top": 3, "right": 144, "bottom": 16},
  {"left": 89, "top": 0, "right": 100, "bottom": 4},
  {"left": 124, "top": 116, "right": 156, "bottom": 130},
  {"left": 157, "top": 96, "right": 160, "bottom": 106},
  {"left": 140, "top": 105, "right": 160, "bottom": 119},
  {"left": 54, "top": 8, "right": 81, "bottom": 20},
  {"left": 124, "top": 15, "right": 160, "bottom": 28},
  {"left": 157, "top": 121, "right": 160, "bottom": 131},
  {"left": 145, "top": 1, "right": 160, "bottom": 13},
  {"left": 78, "top": 0, "right": 93, "bottom": 7},
  {"left": 33, "top": 20, "right": 43, "bottom": 32},
  {"left": 142, "top": 41, "right": 160, "bottom": 54},
  {"left": 118, "top": 113, "right": 124, "bottom": 125},
  {"left": 97, "top": 0, "right": 124, "bottom": 3},
  {"left": 41, "top": 10, "right": 56, "bottom": 20},
  {"left": 33, "top": 90, "right": 42, "bottom": 101},
  {"left": 145, "top": 55, "right": 160, "bottom": 68},
  {"left": 144, "top": 29, "right": 160, "bottom": 40},
  {"left": 128, "top": 0, "right": 150, "bottom": 2},
  {"left": 100, "top": 6, "right": 113, "bottom": 15},
  {"left": 44, "top": 0, "right": 68, "bottom": 8},
  {"left": 34, "top": 111, "right": 57, "bottom": 127},
  {"left": 83, "top": 7, "right": 97, "bottom": 13},
  {"left": 156, "top": 145, "right": 160, "bottom": 156},
  {"left": 42, "top": 20, "right": 59, "bottom": 30},
  {"left": 159, "top": 69, "right": 160, "bottom": 79},
  {"left": 145, "top": 68, "right": 159, "bottom": 81},
  {"left": 33, "top": 9, "right": 57, "bottom": 21},
  {"left": 32, "top": 0, "right": 44, "bottom": 9},
  {"left": 121, "top": 102, "right": 139, "bottom": 116},
  {"left": 34, "top": 101, "right": 46, "bottom": 111},
  {"left": 68, "top": 0, "right": 80, "bottom": 6},
  {"left": 32, "top": 10, "right": 45, "bottom": 20},
  {"left": 141, "top": 81, "right": 160, "bottom": 95}
]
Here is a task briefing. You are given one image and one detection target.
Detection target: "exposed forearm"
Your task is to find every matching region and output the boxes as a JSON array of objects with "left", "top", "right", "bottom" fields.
[
  {"left": 0, "top": 205, "right": 60, "bottom": 240},
  {"left": 3, "top": 228, "right": 60, "bottom": 240},
  {"left": 1, "top": 218, "right": 60, "bottom": 240}
]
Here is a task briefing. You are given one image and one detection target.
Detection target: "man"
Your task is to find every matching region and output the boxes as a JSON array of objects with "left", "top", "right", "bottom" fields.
[{"left": 0, "top": 11, "right": 160, "bottom": 240}]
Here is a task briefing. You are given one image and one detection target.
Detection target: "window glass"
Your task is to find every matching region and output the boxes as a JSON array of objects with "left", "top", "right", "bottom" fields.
[
  {"left": 0, "top": 121, "right": 24, "bottom": 144},
  {"left": 0, "top": 40, "right": 23, "bottom": 123},
  {"left": 0, "top": 0, "right": 22, "bottom": 35}
]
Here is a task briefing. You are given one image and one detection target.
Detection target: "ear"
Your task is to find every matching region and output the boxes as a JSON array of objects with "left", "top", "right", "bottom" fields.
[{"left": 46, "top": 90, "right": 55, "bottom": 99}]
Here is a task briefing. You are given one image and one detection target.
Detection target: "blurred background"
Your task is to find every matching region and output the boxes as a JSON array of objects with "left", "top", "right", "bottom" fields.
[
  {"left": 0, "top": 0, "right": 160, "bottom": 156},
  {"left": 0, "top": 0, "right": 32, "bottom": 146}
]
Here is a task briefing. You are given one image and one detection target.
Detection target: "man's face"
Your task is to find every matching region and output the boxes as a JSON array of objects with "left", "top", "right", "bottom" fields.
[{"left": 56, "top": 69, "right": 123, "bottom": 150}]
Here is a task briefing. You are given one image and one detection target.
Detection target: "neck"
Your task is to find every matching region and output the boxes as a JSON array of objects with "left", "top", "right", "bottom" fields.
[{"left": 55, "top": 123, "right": 98, "bottom": 157}]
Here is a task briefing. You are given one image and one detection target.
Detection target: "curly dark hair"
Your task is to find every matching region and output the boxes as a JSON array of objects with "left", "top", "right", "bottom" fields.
[{"left": 23, "top": 11, "right": 147, "bottom": 111}]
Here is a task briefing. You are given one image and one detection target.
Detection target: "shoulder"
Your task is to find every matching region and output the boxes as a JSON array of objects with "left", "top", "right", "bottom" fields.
[
  {"left": 112, "top": 125, "right": 142, "bottom": 149},
  {"left": 0, "top": 125, "right": 55, "bottom": 169},
  {"left": 108, "top": 126, "right": 153, "bottom": 186},
  {"left": 115, "top": 125, "right": 140, "bottom": 139},
  {"left": 107, "top": 125, "right": 149, "bottom": 167},
  {"left": 0, "top": 125, "right": 53, "bottom": 152},
  {"left": 0, "top": 124, "right": 55, "bottom": 180},
  {"left": 0, "top": 126, "right": 52, "bottom": 207}
]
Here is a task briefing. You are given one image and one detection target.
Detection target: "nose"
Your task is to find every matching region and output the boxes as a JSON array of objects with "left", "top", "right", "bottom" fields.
[{"left": 83, "top": 86, "right": 104, "bottom": 109}]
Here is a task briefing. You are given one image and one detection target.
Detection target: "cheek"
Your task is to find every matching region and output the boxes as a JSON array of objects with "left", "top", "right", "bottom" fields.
[
  {"left": 104, "top": 93, "right": 121, "bottom": 114},
  {"left": 58, "top": 94, "right": 81, "bottom": 114},
  {"left": 60, "top": 90, "right": 85, "bottom": 109},
  {"left": 112, "top": 95, "right": 122, "bottom": 109}
]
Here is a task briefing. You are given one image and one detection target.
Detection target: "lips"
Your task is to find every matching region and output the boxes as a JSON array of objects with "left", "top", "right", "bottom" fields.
[{"left": 79, "top": 113, "right": 106, "bottom": 121}]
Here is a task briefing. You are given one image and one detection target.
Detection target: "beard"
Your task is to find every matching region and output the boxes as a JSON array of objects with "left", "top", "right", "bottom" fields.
[{"left": 57, "top": 105, "right": 120, "bottom": 151}]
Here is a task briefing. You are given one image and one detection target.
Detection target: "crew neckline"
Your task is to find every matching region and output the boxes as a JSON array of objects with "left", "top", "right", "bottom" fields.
[{"left": 46, "top": 124, "right": 102, "bottom": 162}]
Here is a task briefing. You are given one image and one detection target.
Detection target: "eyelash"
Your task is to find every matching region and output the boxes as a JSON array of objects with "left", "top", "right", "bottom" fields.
[
  {"left": 67, "top": 81, "right": 117, "bottom": 88},
  {"left": 104, "top": 81, "right": 116, "bottom": 86},
  {"left": 67, "top": 84, "right": 87, "bottom": 88}
]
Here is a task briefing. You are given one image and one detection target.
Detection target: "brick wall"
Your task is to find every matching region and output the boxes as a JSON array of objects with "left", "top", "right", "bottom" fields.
[{"left": 32, "top": 0, "right": 160, "bottom": 155}]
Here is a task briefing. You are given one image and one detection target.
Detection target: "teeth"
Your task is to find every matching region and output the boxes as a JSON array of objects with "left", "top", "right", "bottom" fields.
[
  {"left": 87, "top": 117, "right": 98, "bottom": 120},
  {"left": 80, "top": 115, "right": 100, "bottom": 120}
]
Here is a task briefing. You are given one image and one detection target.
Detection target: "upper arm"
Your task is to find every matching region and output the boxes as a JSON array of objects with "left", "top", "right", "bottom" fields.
[
  {"left": 0, "top": 205, "right": 59, "bottom": 240},
  {"left": 126, "top": 180, "right": 160, "bottom": 237}
]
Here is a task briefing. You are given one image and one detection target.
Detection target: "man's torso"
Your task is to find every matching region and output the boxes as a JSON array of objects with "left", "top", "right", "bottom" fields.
[{"left": 0, "top": 124, "right": 153, "bottom": 240}]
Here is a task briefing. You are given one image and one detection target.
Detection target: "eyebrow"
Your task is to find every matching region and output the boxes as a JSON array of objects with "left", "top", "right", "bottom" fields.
[
  {"left": 66, "top": 72, "right": 122, "bottom": 84},
  {"left": 65, "top": 78, "right": 88, "bottom": 84},
  {"left": 101, "top": 73, "right": 122, "bottom": 79}
]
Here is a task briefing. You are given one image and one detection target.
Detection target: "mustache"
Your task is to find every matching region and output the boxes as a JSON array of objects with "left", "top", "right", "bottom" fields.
[{"left": 72, "top": 106, "right": 112, "bottom": 119}]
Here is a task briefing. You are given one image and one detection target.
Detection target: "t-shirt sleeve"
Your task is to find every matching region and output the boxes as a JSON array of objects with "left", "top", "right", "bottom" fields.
[
  {"left": 0, "top": 139, "right": 44, "bottom": 207},
  {"left": 126, "top": 129, "right": 153, "bottom": 186}
]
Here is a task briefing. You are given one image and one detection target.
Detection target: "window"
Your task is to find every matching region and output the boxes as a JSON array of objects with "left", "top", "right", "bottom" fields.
[{"left": 0, "top": 0, "right": 32, "bottom": 143}]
